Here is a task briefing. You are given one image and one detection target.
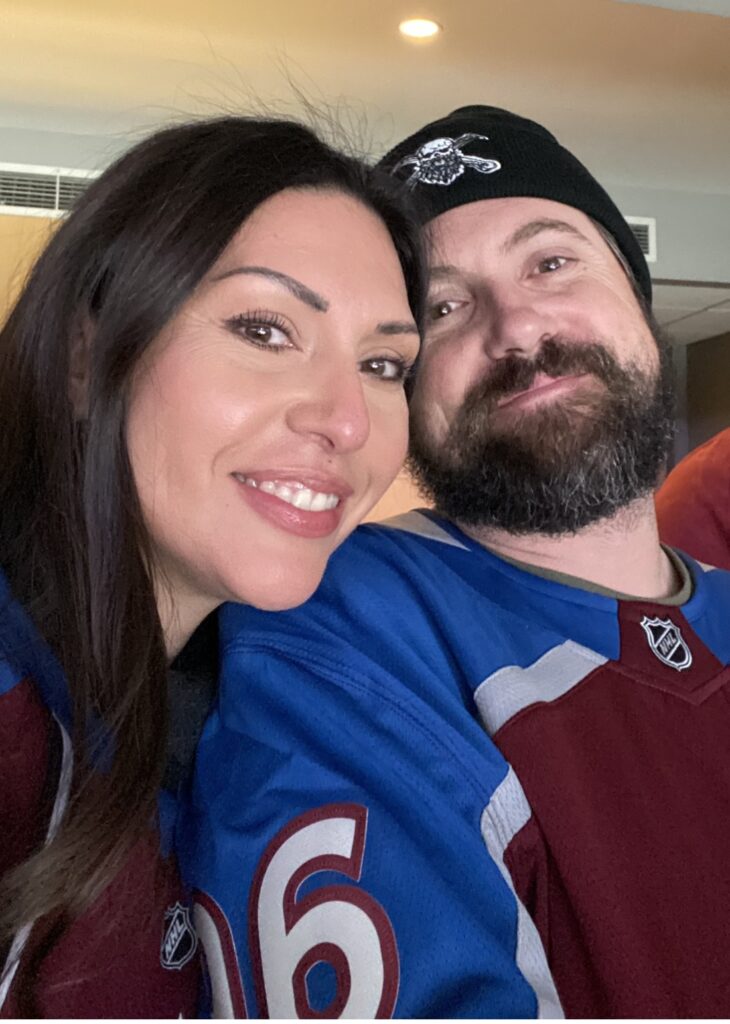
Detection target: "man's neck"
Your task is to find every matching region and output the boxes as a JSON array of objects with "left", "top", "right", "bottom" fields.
[{"left": 457, "top": 496, "right": 681, "bottom": 601}]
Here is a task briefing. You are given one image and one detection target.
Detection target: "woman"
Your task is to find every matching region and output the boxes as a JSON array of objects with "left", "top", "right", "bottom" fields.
[{"left": 0, "top": 115, "right": 424, "bottom": 1016}]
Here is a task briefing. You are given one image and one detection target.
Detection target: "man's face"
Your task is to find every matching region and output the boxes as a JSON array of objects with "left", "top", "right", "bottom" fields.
[{"left": 408, "top": 196, "right": 675, "bottom": 535}]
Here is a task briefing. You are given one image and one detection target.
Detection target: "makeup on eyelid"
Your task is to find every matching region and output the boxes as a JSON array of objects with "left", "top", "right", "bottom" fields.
[{"left": 222, "top": 309, "right": 415, "bottom": 380}]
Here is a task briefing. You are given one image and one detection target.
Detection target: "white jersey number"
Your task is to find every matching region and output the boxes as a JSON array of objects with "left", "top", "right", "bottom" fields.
[{"left": 250, "top": 803, "right": 399, "bottom": 1018}]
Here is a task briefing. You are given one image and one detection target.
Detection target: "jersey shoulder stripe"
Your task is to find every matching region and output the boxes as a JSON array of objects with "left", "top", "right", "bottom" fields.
[
  {"left": 475, "top": 640, "right": 608, "bottom": 736},
  {"left": 377, "top": 509, "right": 469, "bottom": 549}
]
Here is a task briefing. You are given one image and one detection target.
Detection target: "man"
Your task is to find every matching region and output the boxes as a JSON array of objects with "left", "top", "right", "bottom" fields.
[
  {"left": 656, "top": 427, "right": 730, "bottom": 569},
  {"left": 179, "top": 108, "right": 730, "bottom": 1018}
]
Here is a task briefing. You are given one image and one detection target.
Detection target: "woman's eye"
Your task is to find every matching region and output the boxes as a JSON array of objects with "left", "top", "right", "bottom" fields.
[
  {"left": 225, "top": 313, "right": 292, "bottom": 350},
  {"left": 360, "top": 356, "right": 410, "bottom": 383},
  {"left": 536, "top": 255, "right": 570, "bottom": 274}
]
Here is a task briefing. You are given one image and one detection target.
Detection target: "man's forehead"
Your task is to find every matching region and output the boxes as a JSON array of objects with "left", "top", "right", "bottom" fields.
[{"left": 427, "top": 196, "right": 598, "bottom": 259}]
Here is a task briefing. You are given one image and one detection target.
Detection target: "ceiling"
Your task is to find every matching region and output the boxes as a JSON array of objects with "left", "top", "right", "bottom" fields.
[
  {"left": 1, "top": 0, "right": 728, "bottom": 189},
  {"left": 0, "top": 0, "right": 728, "bottom": 341},
  {"left": 617, "top": 0, "right": 730, "bottom": 14},
  {"left": 654, "top": 284, "right": 730, "bottom": 344}
]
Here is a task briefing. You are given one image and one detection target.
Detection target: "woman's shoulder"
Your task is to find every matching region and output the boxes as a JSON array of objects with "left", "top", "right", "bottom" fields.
[
  {"left": 0, "top": 568, "right": 73, "bottom": 731},
  {"left": 0, "top": 640, "right": 200, "bottom": 1017},
  {"left": 1, "top": 793, "right": 200, "bottom": 1016},
  {"left": 0, "top": 668, "right": 60, "bottom": 882}
]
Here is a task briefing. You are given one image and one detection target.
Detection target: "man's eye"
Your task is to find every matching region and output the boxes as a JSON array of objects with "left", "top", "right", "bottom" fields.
[
  {"left": 537, "top": 255, "right": 570, "bottom": 274},
  {"left": 429, "top": 299, "right": 459, "bottom": 320}
]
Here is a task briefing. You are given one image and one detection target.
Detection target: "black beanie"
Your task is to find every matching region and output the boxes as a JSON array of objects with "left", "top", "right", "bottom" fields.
[{"left": 380, "top": 105, "right": 651, "bottom": 304}]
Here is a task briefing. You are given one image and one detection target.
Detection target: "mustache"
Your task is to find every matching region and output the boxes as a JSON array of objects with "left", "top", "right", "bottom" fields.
[{"left": 461, "top": 337, "right": 628, "bottom": 414}]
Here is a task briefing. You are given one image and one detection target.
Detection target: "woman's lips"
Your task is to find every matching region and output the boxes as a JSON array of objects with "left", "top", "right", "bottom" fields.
[{"left": 232, "top": 472, "right": 350, "bottom": 539}]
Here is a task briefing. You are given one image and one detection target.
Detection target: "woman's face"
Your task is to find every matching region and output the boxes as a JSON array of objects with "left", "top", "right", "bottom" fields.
[{"left": 126, "top": 187, "right": 419, "bottom": 640}]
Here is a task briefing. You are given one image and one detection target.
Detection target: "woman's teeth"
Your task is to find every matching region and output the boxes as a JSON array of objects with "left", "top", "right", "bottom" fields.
[{"left": 236, "top": 475, "right": 340, "bottom": 512}]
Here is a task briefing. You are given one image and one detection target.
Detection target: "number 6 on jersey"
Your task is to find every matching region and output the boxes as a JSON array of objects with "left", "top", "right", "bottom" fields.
[{"left": 250, "top": 803, "right": 399, "bottom": 1018}]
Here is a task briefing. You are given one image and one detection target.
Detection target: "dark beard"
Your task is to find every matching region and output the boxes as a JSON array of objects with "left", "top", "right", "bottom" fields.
[{"left": 407, "top": 334, "right": 676, "bottom": 536}]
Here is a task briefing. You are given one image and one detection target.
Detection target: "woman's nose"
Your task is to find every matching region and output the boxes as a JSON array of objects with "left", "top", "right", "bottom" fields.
[{"left": 285, "top": 366, "right": 371, "bottom": 454}]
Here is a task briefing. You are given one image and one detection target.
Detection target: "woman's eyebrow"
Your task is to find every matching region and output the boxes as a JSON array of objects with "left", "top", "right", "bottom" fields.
[
  {"left": 376, "top": 320, "right": 419, "bottom": 336},
  {"left": 212, "top": 265, "right": 329, "bottom": 312}
]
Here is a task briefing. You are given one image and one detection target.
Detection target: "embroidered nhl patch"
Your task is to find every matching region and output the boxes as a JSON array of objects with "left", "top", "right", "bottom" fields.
[
  {"left": 161, "top": 901, "right": 198, "bottom": 970},
  {"left": 392, "top": 133, "right": 502, "bottom": 188},
  {"left": 640, "top": 616, "right": 693, "bottom": 671}
]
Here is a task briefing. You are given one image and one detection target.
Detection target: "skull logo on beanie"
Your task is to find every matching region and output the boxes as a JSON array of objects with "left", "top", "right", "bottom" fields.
[
  {"left": 392, "top": 134, "right": 501, "bottom": 188},
  {"left": 380, "top": 105, "right": 652, "bottom": 304}
]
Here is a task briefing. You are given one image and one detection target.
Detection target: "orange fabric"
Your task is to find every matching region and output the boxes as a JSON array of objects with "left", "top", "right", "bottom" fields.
[{"left": 656, "top": 429, "right": 730, "bottom": 571}]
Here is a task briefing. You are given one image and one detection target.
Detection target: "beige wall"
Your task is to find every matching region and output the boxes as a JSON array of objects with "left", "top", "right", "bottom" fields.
[
  {"left": 686, "top": 332, "right": 730, "bottom": 451},
  {"left": 0, "top": 213, "right": 55, "bottom": 318},
  {"left": 365, "top": 469, "right": 427, "bottom": 523}
]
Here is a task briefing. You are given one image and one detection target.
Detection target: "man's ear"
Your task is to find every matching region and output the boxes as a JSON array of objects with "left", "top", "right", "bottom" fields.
[{"left": 68, "top": 315, "right": 93, "bottom": 420}]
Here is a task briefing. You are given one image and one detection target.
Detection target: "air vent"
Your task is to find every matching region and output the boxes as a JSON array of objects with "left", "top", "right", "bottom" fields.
[
  {"left": 0, "top": 163, "right": 98, "bottom": 218},
  {"left": 625, "top": 216, "right": 657, "bottom": 263}
]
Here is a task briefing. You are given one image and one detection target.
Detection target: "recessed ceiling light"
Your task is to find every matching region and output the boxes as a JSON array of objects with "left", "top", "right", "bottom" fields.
[{"left": 399, "top": 18, "right": 442, "bottom": 40}]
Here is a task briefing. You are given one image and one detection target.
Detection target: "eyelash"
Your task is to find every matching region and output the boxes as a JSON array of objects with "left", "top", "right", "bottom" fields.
[
  {"left": 224, "top": 310, "right": 292, "bottom": 351},
  {"left": 360, "top": 356, "right": 414, "bottom": 384},
  {"left": 225, "top": 311, "right": 414, "bottom": 384},
  {"left": 427, "top": 298, "right": 469, "bottom": 325},
  {"left": 535, "top": 255, "right": 573, "bottom": 274}
]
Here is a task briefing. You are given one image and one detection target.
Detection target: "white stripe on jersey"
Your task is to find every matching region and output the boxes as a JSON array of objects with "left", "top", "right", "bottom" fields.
[
  {"left": 378, "top": 510, "right": 469, "bottom": 549},
  {"left": 481, "top": 768, "right": 564, "bottom": 1019},
  {"left": 474, "top": 640, "right": 607, "bottom": 736}
]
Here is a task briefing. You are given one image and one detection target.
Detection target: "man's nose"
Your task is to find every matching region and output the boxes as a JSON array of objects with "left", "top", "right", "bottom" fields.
[{"left": 484, "top": 289, "right": 553, "bottom": 361}]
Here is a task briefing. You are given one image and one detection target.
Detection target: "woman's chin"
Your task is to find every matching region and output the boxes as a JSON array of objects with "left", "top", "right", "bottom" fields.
[{"left": 224, "top": 568, "right": 327, "bottom": 614}]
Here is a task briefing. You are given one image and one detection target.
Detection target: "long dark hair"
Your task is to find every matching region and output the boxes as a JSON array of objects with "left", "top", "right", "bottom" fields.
[{"left": 0, "top": 116, "right": 426, "bottom": 941}]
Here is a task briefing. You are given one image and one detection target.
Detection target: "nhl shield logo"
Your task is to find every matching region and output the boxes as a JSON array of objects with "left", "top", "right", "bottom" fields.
[
  {"left": 640, "top": 616, "right": 693, "bottom": 671},
  {"left": 161, "top": 901, "right": 198, "bottom": 970}
]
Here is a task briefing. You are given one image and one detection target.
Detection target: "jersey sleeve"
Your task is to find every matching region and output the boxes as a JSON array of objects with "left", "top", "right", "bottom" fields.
[{"left": 177, "top": 630, "right": 561, "bottom": 1019}]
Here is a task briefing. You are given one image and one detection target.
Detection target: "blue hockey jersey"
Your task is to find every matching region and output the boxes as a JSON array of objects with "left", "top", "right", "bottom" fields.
[
  {"left": 178, "top": 509, "right": 730, "bottom": 1018},
  {"left": 179, "top": 512, "right": 565, "bottom": 1018}
]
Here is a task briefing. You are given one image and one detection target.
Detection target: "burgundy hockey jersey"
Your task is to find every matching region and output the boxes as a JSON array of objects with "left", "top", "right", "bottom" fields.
[
  {"left": 198, "top": 510, "right": 730, "bottom": 1017},
  {"left": 0, "top": 570, "right": 199, "bottom": 1017}
]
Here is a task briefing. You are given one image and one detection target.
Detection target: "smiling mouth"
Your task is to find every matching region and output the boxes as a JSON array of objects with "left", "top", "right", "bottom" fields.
[
  {"left": 495, "top": 373, "right": 590, "bottom": 410},
  {"left": 233, "top": 474, "right": 340, "bottom": 512}
]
